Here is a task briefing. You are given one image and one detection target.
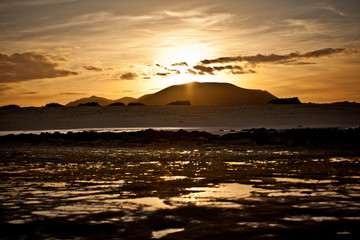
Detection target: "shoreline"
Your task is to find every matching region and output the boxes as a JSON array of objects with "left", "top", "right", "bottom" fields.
[{"left": 1, "top": 128, "right": 360, "bottom": 152}]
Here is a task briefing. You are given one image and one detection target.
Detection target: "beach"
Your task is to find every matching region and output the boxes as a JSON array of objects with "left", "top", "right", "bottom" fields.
[{"left": 1, "top": 105, "right": 360, "bottom": 239}]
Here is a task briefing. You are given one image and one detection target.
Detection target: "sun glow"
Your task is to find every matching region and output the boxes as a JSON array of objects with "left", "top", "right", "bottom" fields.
[
  {"left": 156, "top": 44, "right": 218, "bottom": 87},
  {"left": 163, "top": 73, "right": 217, "bottom": 87},
  {"left": 157, "top": 44, "right": 215, "bottom": 65}
]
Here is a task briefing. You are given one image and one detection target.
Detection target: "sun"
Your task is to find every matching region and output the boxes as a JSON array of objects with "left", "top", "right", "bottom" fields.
[
  {"left": 156, "top": 44, "right": 218, "bottom": 86},
  {"left": 157, "top": 44, "right": 214, "bottom": 65}
]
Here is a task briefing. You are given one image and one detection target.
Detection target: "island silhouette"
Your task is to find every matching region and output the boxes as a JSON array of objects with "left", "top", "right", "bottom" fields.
[{"left": 66, "top": 82, "right": 277, "bottom": 106}]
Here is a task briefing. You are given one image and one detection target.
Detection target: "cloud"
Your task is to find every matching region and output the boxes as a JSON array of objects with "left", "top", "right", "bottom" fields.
[
  {"left": 0, "top": 0, "right": 80, "bottom": 8},
  {"left": 200, "top": 48, "right": 346, "bottom": 65},
  {"left": 190, "top": 64, "right": 254, "bottom": 75},
  {"left": 187, "top": 69, "right": 197, "bottom": 75},
  {"left": 193, "top": 65, "right": 215, "bottom": 75},
  {"left": 156, "top": 72, "right": 170, "bottom": 77},
  {"left": 83, "top": 65, "right": 103, "bottom": 72},
  {"left": 60, "top": 92, "right": 85, "bottom": 96},
  {"left": 0, "top": 85, "right": 13, "bottom": 93},
  {"left": 120, "top": 72, "right": 138, "bottom": 80},
  {"left": 0, "top": 52, "right": 78, "bottom": 83},
  {"left": 154, "top": 64, "right": 180, "bottom": 77},
  {"left": 171, "top": 62, "right": 188, "bottom": 67}
]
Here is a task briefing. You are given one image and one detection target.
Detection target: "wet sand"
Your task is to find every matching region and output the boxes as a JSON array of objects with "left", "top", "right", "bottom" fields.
[{"left": 0, "top": 129, "right": 360, "bottom": 239}]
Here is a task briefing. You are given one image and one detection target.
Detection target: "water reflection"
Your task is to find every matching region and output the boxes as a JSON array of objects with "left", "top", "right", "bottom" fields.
[{"left": 0, "top": 147, "right": 359, "bottom": 239}]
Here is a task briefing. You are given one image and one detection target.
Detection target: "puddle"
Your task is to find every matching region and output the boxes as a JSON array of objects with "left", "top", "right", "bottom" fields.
[
  {"left": 170, "top": 183, "right": 254, "bottom": 207},
  {"left": 274, "top": 178, "right": 335, "bottom": 184},
  {"left": 152, "top": 228, "right": 184, "bottom": 239},
  {"left": 329, "top": 157, "right": 358, "bottom": 163},
  {"left": 106, "top": 197, "right": 172, "bottom": 211},
  {"left": 160, "top": 176, "right": 187, "bottom": 181},
  {"left": 283, "top": 216, "right": 338, "bottom": 222}
]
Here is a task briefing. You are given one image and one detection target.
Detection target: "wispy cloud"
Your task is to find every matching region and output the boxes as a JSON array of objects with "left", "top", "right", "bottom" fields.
[
  {"left": 190, "top": 64, "right": 254, "bottom": 75},
  {"left": 185, "top": 48, "right": 355, "bottom": 75},
  {"left": 120, "top": 72, "right": 138, "bottom": 80},
  {"left": 83, "top": 66, "right": 103, "bottom": 72},
  {"left": 0, "top": 52, "right": 78, "bottom": 83},
  {"left": 200, "top": 48, "right": 346, "bottom": 65},
  {"left": 0, "top": 0, "right": 80, "bottom": 8},
  {"left": 171, "top": 62, "right": 188, "bottom": 67}
]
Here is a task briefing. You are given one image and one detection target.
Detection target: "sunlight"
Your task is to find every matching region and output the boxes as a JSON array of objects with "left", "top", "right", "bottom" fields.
[
  {"left": 155, "top": 43, "right": 219, "bottom": 87},
  {"left": 157, "top": 44, "right": 214, "bottom": 65},
  {"left": 161, "top": 73, "right": 218, "bottom": 88}
]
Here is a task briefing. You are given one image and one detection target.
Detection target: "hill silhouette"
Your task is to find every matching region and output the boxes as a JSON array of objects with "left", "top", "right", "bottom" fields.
[
  {"left": 66, "top": 96, "right": 136, "bottom": 106},
  {"left": 115, "top": 97, "right": 136, "bottom": 105},
  {"left": 137, "top": 82, "right": 277, "bottom": 105},
  {"left": 66, "top": 82, "right": 277, "bottom": 106}
]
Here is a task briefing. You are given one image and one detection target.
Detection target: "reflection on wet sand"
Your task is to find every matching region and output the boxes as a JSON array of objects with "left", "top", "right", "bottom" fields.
[{"left": 0, "top": 146, "right": 359, "bottom": 239}]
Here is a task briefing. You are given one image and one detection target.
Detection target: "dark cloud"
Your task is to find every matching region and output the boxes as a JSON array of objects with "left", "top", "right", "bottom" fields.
[
  {"left": 156, "top": 72, "right": 170, "bottom": 77},
  {"left": 155, "top": 63, "right": 181, "bottom": 75},
  {"left": 0, "top": 52, "right": 78, "bottom": 83},
  {"left": 171, "top": 62, "right": 188, "bottom": 67},
  {"left": 83, "top": 65, "right": 103, "bottom": 72},
  {"left": 193, "top": 65, "right": 215, "bottom": 75},
  {"left": 191, "top": 64, "right": 253, "bottom": 75},
  {"left": 120, "top": 72, "right": 138, "bottom": 80},
  {"left": 0, "top": 85, "right": 13, "bottom": 93},
  {"left": 23, "top": 91, "right": 38, "bottom": 95},
  {"left": 60, "top": 92, "right": 86, "bottom": 95},
  {"left": 187, "top": 69, "right": 197, "bottom": 75},
  {"left": 200, "top": 48, "right": 346, "bottom": 65}
]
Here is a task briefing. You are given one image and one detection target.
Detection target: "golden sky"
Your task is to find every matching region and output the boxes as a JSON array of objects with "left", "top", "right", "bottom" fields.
[{"left": 1, "top": 0, "right": 360, "bottom": 106}]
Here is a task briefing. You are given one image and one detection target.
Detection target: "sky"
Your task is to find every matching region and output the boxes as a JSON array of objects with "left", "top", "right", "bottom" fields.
[{"left": 0, "top": 0, "right": 360, "bottom": 106}]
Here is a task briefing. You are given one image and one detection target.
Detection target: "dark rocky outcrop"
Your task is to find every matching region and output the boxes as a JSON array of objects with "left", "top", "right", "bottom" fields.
[
  {"left": 1, "top": 104, "right": 20, "bottom": 109},
  {"left": 78, "top": 102, "right": 100, "bottom": 107},
  {"left": 107, "top": 102, "right": 125, "bottom": 106},
  {"left": 128, "top": 102, "right": 145, "bottom": 106},
  {"left": 167, "top": 100, "right": 191, "bottom": 106},
  {"left": 268, "top": 97, "right": 301, "bottom": 104},
  {"left": 45, "top": 103, "right": 64, "bottom": 107}
]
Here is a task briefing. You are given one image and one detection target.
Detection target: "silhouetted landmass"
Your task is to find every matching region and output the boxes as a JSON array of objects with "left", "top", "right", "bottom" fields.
[
  {"left": 268, "top": 97, "right": 302, "bottom": 104},
  {"left": 116, "top": 97, "right": 137, "bottom": 105},
  {"left": 329, "top": 101, "right": 360, "bottom": 106},
  {"left": 1, "top": 104, "right": 20, "bottom": 109},
  {"left": 67, "top": 96, "right": 113, "bottom": 106},
  {"left": 167, "top": 100, "right": 191, "bottom": 105},
  {"left": 107, "top": 102, "right": 125, "bottom": 106},
  {"left": 128, "top": 102, "right": 145, "bottom": 106},
  {"left": 66, "top": 96, "right": 136, "bottom": 106},
  {"left": 77, "top": 102, "right": 100, "bottom": 107},
  {"left": 137, "top": 82, "right": 277, "bottom": 105},
  {"left": 1, "top": 128, "right": 359, "bottom": 151},
  {"left": 65, "top": 82, "right": 276, "bottom": 107},
  {"left": 45, "top": 103, "right": 64, "bottom": 107}
]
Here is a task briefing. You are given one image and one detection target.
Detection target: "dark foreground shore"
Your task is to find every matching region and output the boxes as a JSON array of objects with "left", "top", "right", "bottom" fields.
[
  {"left": 1, "top": 129, "right": 360, "bottom": 239},
  {"left": 1, "top": 127, "right": 360, "bottom": 150}
]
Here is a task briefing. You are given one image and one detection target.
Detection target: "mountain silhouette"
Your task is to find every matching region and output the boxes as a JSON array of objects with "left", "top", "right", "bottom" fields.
[
  {"left": 66, "top": 82, "right": 277, "bottom": 106},
  {"left": 115, "top": 97, "right": 137, "bottom": 105},
  {"left": 66, "top": 96, "right": 136, "bottom": 106},
  {"left": 137, "top": 82, "right": 277, "bottom": 105}
]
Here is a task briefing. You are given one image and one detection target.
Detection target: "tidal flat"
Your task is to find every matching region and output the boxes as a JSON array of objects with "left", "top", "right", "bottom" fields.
[{"left": 0, "top": 129, "right": 360, "bottom": 239}]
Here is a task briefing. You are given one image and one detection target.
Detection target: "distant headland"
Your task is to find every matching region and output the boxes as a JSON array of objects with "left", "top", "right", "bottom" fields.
[
  {"left": 65, "top": 82, "right": 278, "bottom": 107},
  {"left": 1, "top": 82, "right": 359, "bottom": 108}
]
